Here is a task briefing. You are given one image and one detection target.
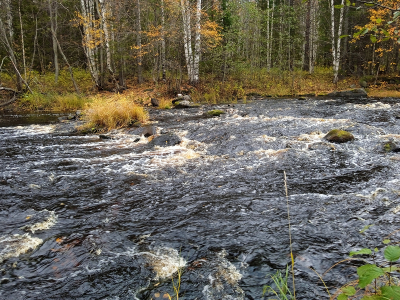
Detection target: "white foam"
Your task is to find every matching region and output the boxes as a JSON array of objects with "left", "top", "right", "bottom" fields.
[
  {"left": 139, "top": 247, "right": 186, "bottom": 280},
  {"left": 21, "top": 210, "right": 58, "bottom": 233},
  {"left": 0, "top": 234, "right": 43, "bottom": 263},
  {"left": 354, "top": 102, "right": 391, "bottom": 110}
]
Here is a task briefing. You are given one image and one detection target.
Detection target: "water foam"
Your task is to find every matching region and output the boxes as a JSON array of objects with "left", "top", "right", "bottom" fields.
[
  {"left": 21, "top": 209, "right": 58, "bottom": 233},
  {"left": 202, "top": 250, "right": 244, "bottom": 300},
  {"left": 140, "top": 247, "right": 186, "bottom": 280},
  {"left": 0, "top": 234, "right": 43, "bottom": 263}
]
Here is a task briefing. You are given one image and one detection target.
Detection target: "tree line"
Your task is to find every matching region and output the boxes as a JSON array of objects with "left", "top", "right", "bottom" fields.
[{"left": 0, "top": 0, "right": 399, "bottom": 93}]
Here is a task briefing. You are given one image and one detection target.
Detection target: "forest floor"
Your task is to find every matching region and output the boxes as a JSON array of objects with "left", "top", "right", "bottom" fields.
[{"left": 2, "top": 68, "right": 400, "bottom": 115}]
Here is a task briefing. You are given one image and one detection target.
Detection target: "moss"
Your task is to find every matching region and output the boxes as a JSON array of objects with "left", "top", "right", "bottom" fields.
[
  {"left": 384, "top": 142, "right": 397, "bottom": 152},
  {"left": 206, "top": 110, "right": 225, "bottom": 117},
  {"left": 324, "top": 129, "right": 354, "bottom": 143}
]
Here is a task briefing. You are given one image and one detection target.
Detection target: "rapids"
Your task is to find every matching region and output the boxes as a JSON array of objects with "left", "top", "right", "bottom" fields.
[{"left": 0, "top": 97, "right": 400, "bottom": 299}]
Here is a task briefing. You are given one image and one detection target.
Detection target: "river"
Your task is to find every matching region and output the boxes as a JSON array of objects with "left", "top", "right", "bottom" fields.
[{"left": 0, "top": 97, "right": 399, "bottom": 299}]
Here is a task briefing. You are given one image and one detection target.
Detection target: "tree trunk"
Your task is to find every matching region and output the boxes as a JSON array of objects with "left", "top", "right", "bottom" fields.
[
  {"left": 161, "top": 0, "right": 166, "bottom": 81},
  {"left": 99, "top": 0, "right": 119, "bottom": 90},
  {"left": 18, "top": 1, "right": 26, "bottom": 82},
  {"left": 192, "top": 0, "right": 201, "bottom": 84},
  {"left": 80, "top": 0, "right": 101, "bottom": 88},
  {"left": 48, "top": 0, "right": 59, "bottom": 83},
  {"left": 51, "top": 31, "right": 80, "bottom": 93},
  {"left": 0, "top": 4, "right": 23, "bottom": 91},
  {"left": 330, "top": 0, "right": 345, "bottom": 84},
  {"left": 136, "top": 0, "right": 143, "bottom": 84},
  {"left": 181, "top": 0, "right": 193, "bottom": 82}
]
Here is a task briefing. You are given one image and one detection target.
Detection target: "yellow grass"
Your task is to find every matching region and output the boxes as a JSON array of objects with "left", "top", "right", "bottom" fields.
[
  {"left": 82, "top": 94, "right": 148, "bottom": 131},
  {"left": 367, "top": 89, "right": 400, "bottom": 98}
]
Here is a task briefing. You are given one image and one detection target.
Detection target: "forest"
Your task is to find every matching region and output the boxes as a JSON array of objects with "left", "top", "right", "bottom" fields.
[{"left": 1, "top": 0, "right": 400, "bottom": 108}]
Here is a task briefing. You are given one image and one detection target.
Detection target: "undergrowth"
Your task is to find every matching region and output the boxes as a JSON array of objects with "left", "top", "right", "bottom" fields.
[{"left": 18, "top": 92, "right": 88, "bottom": 111}]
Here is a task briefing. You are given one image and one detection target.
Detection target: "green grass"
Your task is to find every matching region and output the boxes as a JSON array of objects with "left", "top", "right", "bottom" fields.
[{"left": 17, "top": 92, "right": 88, "bottom": 111}]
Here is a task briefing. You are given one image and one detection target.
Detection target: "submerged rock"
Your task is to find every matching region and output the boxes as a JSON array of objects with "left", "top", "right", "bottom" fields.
[
  {"left": 308, "top": 142, "right": 335, "bottom": 151},
  {"left": 383, "top": 142, "right": 400, "bottom": 153},
  {"left": 173, "top": 100, "right": 197, "bottom": 108},
  {"left": 206, "top": 110, "right": 225, "bottom": 117},
  {"left": 142, "top": 125, "right": 157, "bottom": 137},
  {"left": 327, "top": 88, "right": 367, "bottom": 98},
  {"left": 149, "top": 133, "right": 181, "bottom": 147},
  {"left": 324, "top": 129, "right": 354, "bottom": 143}
]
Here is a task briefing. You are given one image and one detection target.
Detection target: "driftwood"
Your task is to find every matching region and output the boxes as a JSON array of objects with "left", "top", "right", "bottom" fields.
[{"left": 0, "top": 87, "right": 17, "bottom": 107}]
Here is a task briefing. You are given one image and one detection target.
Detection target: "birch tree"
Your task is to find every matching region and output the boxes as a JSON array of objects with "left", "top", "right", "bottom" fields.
[
  {"left": 330, "top": 0, "right": 345, "bottom": 84},
  {"left": 180, "top": 0, "right": 202, "bottom": 84},
  {"left": 79, "top": 0, "right": 101, "bottom": 88},
  {"left": 98, "top": 0, "right": 119, "bottom": 89}
]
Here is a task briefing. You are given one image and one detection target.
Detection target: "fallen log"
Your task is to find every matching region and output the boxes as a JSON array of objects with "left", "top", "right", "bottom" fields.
[{"left": 0, "top": 87, "right": 17, "bottom": 107}]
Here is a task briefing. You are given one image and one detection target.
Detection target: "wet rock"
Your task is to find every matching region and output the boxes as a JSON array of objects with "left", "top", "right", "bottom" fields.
[
  {"left": 327, "top": 88, "right": 367, "bottom": 98},
  {"left": 67, "top": 114, "right": 76, "bottom": 120},
  {"left": 383, "top": 142, "right": 400, "bottom": 153},
  {"left": 142, "top": 125, "right": 157, "bottom": 137},
  {"left": 324, "top": 129, "right": 354, "bottom": 143},
  {"left": 149, "top": 133, "right": 181, "bottom": 147},
  {"left": 206, "top": 110, "right": 225, "bottom": 117},
  {"left": 99, "top": 134, "right": 112, "bottom": 140},
  {"left": 308, "top": 142, "right": 335, "bottom": 151},
  {"left": 173, "top": 100, "right": 197, "bottom": 108},
  {"left": 151, "top": 98, "right": 160, "bottom": 107}
]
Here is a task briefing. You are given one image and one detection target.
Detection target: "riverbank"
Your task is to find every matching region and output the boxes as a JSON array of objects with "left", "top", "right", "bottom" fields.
[{"left": 2, "top": 68, "right": 400, "bottom": 128}]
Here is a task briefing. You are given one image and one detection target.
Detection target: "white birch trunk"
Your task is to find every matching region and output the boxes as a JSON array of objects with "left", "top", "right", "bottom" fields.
[
  {"left": 309, "top": 0, "right": 319, "bottom": 74},
  {"left": 80, "top": 0, "right": 100, "bottom": 88},
  {"left": 181, "top": 0, "right": 193, "bottom": 82},
  {"left": 192, "top": 0, "right": 201, "bottom": 84},
  {"left": 98, "top": 0, "right": 113, "bottom": 75},
  {"left": 330, "top": 0, "right": 345, "bottom": 84}
]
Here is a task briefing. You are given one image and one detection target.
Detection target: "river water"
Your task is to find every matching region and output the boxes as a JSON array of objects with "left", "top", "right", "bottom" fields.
[{"left": 0, "top": 98, "right": 400, "bottom": 299}]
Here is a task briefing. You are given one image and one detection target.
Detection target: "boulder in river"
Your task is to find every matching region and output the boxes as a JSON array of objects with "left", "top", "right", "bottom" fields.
[
  {"left": 149, "top": 133, "right": 181, "bottom": 147},
  {"left": 151, "top": 98, "right": 159, "bottom": 107},
  {"left": 206, "top": 110, "right": 225, "bottom": 117},
  {"left": 142, "top": 125, "right": 157, "bottom": 137},
  {"left": 324, "top": 129, "right": 354, "bottom": 143},
  {"left": 308, "top": 142, "right": 336, "bottom": 151},
  {"left": 327, "top": 88, "right": 367, "bottom": 98},
  {"left": 383, "top": 141, "right": 400, "bottom": 153},
  {"left": 173, "top": 100, "right": 198, "bottom": 109}
]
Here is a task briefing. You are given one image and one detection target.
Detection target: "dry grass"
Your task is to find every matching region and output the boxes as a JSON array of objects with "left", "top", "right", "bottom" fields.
[
  {"left": 158, "top": 98, "right": 173, "bottom": 109},
  {"left": 81, "top": 94, "right": 148, "bottom": 131},
  {"left": 367, "top": 88, "right": 400, "bottom": 98}
]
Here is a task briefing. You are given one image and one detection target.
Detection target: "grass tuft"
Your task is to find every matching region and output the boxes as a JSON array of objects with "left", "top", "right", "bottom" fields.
[{"left": 81, "top": 94, "right": 148, "bottom": 132}]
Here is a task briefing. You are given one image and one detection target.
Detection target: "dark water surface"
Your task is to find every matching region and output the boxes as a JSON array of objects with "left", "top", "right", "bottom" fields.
[{"left": 0, "top": 98, "right": 400, "bottom": 299}]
